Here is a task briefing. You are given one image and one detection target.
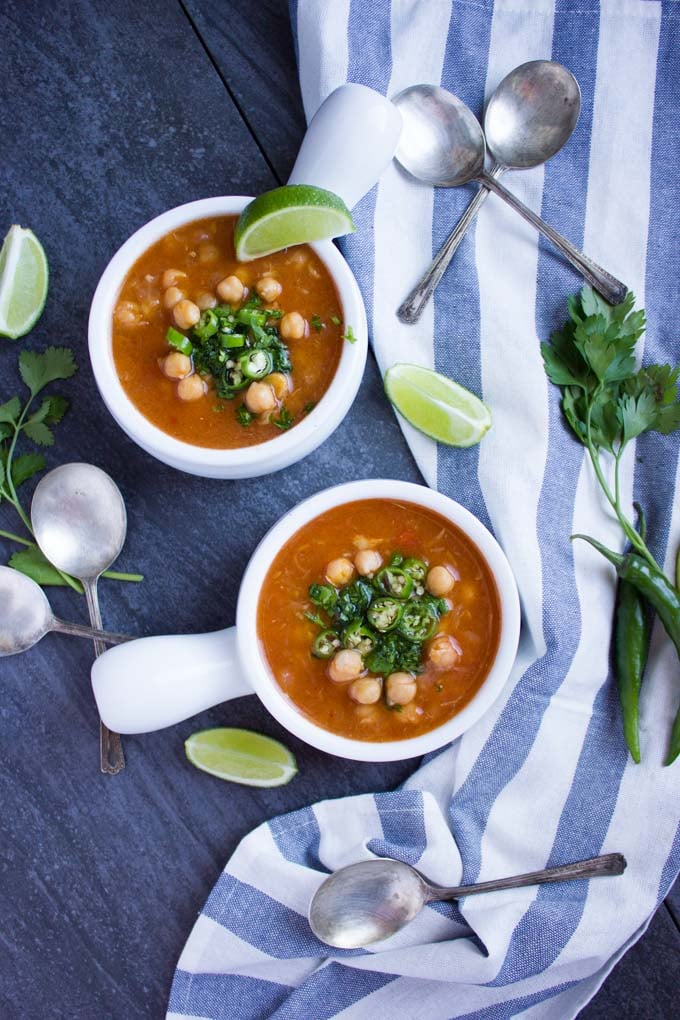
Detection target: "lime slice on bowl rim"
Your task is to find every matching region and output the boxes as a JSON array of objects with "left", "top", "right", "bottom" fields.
[
  {"left": 385, "top": 363, "right": 492, "bottom": 448},
  {"left": 185, "top": 727, "right": 298, "bottom": 787},
  {"left": 234, "top": 184, "right": 355, "bottom": 261},
  {"left": 0, "top": 225, "right": 49, "bottom": 339}
]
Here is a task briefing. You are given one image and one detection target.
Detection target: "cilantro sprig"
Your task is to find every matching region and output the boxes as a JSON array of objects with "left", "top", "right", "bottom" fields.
[
  {"left": 0, "top": 347, "right": 142, "bottom": 592},
  {"left": 541, "top": 287, "right": 679, "bottom": 571},
  {"left": 542, "top": 288, "right": 680, "bottom": 764}
]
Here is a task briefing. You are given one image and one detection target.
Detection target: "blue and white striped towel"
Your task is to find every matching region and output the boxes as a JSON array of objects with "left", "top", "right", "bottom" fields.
[{"left": 168, "top": 1, "right": 679, "bottom": 1017}]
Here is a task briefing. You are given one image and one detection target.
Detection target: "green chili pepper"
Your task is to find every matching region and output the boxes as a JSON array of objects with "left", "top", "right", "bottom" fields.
[
  {"left": 239, "top": 349, "right": 273, "bottom": 381},
  {"left": 221, "top": 333, "right": 246, "bottom": 349},
  {"left": 614, "top": 576, "right": 650, "bottom": 764},
  {"left": 221, "top": 362, "right": 249, "bottom": 392},
  {"left": 342, "top": 621, "right": 378, "bottom": 656},
  {"left": 375, "top": 567, "right": 414, "bottom": 600},
  {"left": 236, "top": 307, "right": 267, "bottom": 328},
  {"left": 575, "top": 535, "right": 680, "bottom": 765},
  {"left": 312, "top": 630, "right": 341, "bottom": 659},
  {"left": 398, "top": 601, "right": 438, "bottom": 642},
  {"left": 367, "top": 597, "right": 403, "bottom": 633},
  {"left": 166, "top": 327, "right": 193, "bottom": 356},
  {"left": 402, "top": 558, "right": 428, "bottom": 583}
]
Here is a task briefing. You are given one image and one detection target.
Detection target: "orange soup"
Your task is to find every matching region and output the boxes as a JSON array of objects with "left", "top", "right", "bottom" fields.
[
  {"left": 258, "top": 499, "right": 501, "bottom": 742},
  {"left": 112, "top": 216, "right": 344, "bottom": 448}
]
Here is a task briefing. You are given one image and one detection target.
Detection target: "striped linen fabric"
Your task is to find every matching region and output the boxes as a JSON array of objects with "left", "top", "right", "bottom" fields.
[{"left": 168, "top": 1, "right": 679, "bottom": 1017}]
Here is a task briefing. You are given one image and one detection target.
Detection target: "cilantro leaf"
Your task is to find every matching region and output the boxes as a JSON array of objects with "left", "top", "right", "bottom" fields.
[
  {"left": 9, "top": 546, "right": 70, "bottom": 587},
  {"left": 22, "top": 421, "right": 54, "bottom": 446},
  {"left": 11, "top": 453, "right": 47, "bottom": 488},
  {"left": 19, "top": 347, "right": 77, "bottom": 397},
  {"left": 0, "top": 397, "right": 21, "bottom": 425},
  {"left": 618, "top": 391, "right": 659, "bottom": 443}
]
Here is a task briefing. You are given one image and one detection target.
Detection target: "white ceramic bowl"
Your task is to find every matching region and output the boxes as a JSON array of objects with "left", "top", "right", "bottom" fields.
[
  {"left": 92, "top": 480, "right": 520, "bottom": 763},
  {"left": 88, "top": 196, "right": 367, "bottom": 478}
]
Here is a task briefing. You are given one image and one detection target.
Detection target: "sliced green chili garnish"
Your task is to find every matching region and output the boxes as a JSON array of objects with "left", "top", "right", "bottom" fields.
[
  {"left": 166, "top": 327, "right": 193, "bottom": 356},
  {"left": 402, "top": 557, "right": 428, "bottom": 583},
  {"left": 239, "top": 349, "right": 274, "bottom": 380},
  {"left": 375, "top": 567, "right": 414, "bottom": 600},
  {"left": 312, "top": 630, "right": 341, "bottom": 659},
  {"left": 367, "top": 597, "right": 403, "bottom": 633},
  {"left": 342, "top": 621, "right": 378, "bottom": 656},
  {"left": 398, "top": 601, "right": 438, "bottom": 642}
]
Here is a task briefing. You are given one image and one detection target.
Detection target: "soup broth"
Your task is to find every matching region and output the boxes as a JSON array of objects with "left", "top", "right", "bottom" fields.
[
  {"left": 112, "top": 216, "right": 344, "bottom": 448},
  {"left": 258, "top": 499, "right": 501, "bottom": 742}
]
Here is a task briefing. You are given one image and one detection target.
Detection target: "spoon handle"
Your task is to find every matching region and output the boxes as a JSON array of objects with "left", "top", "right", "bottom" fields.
[
  {"left": 84, "top": 579, "right": 126, "bottom": 776},
  {"left": 478, "top": 171, "right": 627, "bottom": 305},
  {"left": 433, "top": 852, "right": 626, "bottom": 902},
  {"left": 397, "top": 164, "right": 505, "bottom": 324},
  {"left": 51, "top": 618, "right": 131, "bottom": 644}
]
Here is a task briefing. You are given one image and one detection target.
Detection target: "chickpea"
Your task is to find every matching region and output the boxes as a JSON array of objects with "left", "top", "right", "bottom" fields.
[
  {"left": 198, "top": 240, "right": 220, "bottom": 263},
  {"left": 428, "top": 634, "right": 462, "bottom": 670},
  {"left": 267, "top": 372, "right": 291, "bottom": 400},
  {"left": 163, "top": 286, "right": 185, "bottom": 310},
  {"left": 426, "top": 565, "right": 456, "bottom": 597},
  {"left": 348, "top": 676, "right": 382, "bottom": 705},
  {"left": 177, "top": 374, "right": 207, "bottom": 402},
  {"left": 244, "top": 381, "right": 277, "bottom": 415},
  {"left": 115, "top": 301, "right": 140, "bottom": 325},
  {"left": 279, "top": 311, "right": 307, "bottom": 340},
  {"left": 197, "top": 292, "right": 217, "bottom": 311},
  {"left": 161, "top": 269, "right": 186, "bottom": 289},
  {"left": 328, "top": 649, "right": 363, "bottom": 683},
  {"left": 355, "top": 549, "right": 382, "bottom": 576},
  {"left": 385, "top": 672, "right": 417, "bottom": 706},
  {"left": 325, "top": 557, "right": 355, "bottom": 587},
  {"left": 216, "top": 275, "right": 245, "bottom": 305},
  {"left": 256, "top": 276, "right": 282, "bottom": 302},
  {"left": 173, "top": 299, "right": 201, "bottom": 330},
  {"left": 161, "top": 352, "right": 192, "bottom": 380}
]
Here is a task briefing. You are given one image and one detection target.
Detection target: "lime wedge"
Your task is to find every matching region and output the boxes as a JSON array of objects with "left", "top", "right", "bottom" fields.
[
  {"left": 185, "top": 727, "right": 298, "bottom": 787},
  {"left": 0, "top": 226, "right": 49, "bottom": 339},
  {"left": 234, "top": 185, "right": 354, "bottom": 261},
  {"left": 384, "top": 363, "right": 492, "bottom": 447}
]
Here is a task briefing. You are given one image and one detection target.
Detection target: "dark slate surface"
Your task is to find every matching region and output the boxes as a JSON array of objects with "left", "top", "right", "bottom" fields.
[{"left": 0, "top": 1, "right": 677, "bottom": 1018}]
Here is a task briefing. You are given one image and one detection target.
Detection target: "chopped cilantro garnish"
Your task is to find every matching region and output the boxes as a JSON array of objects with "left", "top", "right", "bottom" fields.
[
  {"left": 235, "top": 404, "right": 253, "bottom": 426},
  {"left": 270, "top": 406, "right": 294, "bottom": 430},
  {"left": 342, "top": 324, "right": 357, "bottom": 344},
  {"left": 310, "top": 314, "right": 323, "bottom": 332},
  {"left": 330, "top": 315, "right": 341, "bottom": 327},
  {"left": 303, "top": 401, "right": 316, "bottom": 415}
]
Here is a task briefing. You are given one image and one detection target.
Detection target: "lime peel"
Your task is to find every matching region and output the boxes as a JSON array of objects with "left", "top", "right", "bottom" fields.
[
  {"left": 185, "top": 727, "right": 298, "bottom": 787},
  {"left": 234, "top": 185, "right": 355, "bottom": 262},
  {"left": 384, "top": 363, "right": 491, "bottom": 448},
  {"left": 0, "top": 226, "right": 49, "bottom": 340}
]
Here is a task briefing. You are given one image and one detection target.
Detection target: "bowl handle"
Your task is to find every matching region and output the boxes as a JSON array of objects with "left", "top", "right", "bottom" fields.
[
  {"left": 288, "top": 83, "right": 402, "bottom": 210},
  {"left": 90, "top": 627, "right": 249, "bottom": 734}
]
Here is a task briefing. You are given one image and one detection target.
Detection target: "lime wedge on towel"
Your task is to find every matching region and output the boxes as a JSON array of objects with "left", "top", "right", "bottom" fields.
[
  {"left": 384, "top": 363, "right": 492, "bottom": 447},
  {"left": 0, "top": 226, "right": 49, "bottom": 339},
  {"left": 234, "top": 185, "right": 355, "bottom": 261},
  {"left": 185, "top": 727, "right": 298, "bottom": 787}
]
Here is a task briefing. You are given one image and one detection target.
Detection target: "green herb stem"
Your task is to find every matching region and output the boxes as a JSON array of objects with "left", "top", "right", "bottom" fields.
[
  {"left": 0, "top": 527, "right": 33, "bottom": 547},
  {"left": 102, "top": 570, "right": 144, "bottom": 583}
]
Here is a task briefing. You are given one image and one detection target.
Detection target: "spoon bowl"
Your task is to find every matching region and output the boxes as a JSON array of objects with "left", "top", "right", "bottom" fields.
[
  {"left": 394, "top": 84, "right": 485, "bottom": 186},
  {"left": 0, "top": 566, "right": 128, "bottom": 655},
  {"left": 484, "top": 59, "right": 581, "bottom": 169},
  {"left": 31, "top": 463, "right": 127, "bottom": 580}
]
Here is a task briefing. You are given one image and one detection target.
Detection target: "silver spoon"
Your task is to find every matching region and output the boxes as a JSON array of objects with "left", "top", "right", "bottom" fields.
[
  {"left": 31, "top": 463, "right": 128, "bottom": 775},
  {"left": 393, "top": 84, "right": 627, "bottom": 307},
  {"left": 309, "top": 853, "right": 626, "bottom": 949},
  {"left": 398, "top": 60, "right": 581, "bottom": 323},
  {"left": 0, "top": 566, "right": 129, "bottom": 655}
]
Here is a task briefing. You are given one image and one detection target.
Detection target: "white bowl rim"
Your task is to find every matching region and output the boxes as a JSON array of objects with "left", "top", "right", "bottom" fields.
[
  {"left": 236, "top": 479, "right": 520, "bottom": 762},
  {"left": 88, "top": 195, "right": 367, "bottom": 474}
]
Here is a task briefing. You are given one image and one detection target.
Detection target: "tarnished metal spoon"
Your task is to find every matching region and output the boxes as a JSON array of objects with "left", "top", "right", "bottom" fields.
[
  {"left": 309, "top": 853, "right": 626, "bottom": 949},
  {"left": 393, "top": 83, "right": 627, "bottom": 306},
  {"left": 0, "top": 566, "right": 129, "bottom": 655},
  {"left": 31, "top": 463, "right": 128, "bottom": 775},
  {"left": 397, "top": 60, "right": 581, "bottom": 323}
]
